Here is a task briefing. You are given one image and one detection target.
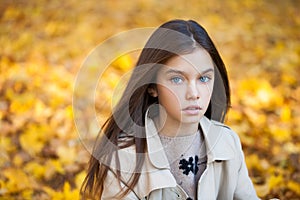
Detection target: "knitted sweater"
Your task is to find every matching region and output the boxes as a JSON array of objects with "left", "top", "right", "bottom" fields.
[{"left": 159, "top": 131, "right": 207, "bottom": 200}]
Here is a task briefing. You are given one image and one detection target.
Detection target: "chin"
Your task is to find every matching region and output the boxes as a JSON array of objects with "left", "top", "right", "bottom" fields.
[{"left": 181, "top": 117, "right": 202, "bottom": 124}]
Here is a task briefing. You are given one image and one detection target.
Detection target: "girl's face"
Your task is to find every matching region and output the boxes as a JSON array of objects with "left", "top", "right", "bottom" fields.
[{"left": 154, "top": 48, "right": 214, "bottom": 126}]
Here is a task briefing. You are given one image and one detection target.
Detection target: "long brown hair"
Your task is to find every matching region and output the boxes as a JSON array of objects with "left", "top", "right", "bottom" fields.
[{"left": 80, "top": 19, "right": 230, "bottom": 199}]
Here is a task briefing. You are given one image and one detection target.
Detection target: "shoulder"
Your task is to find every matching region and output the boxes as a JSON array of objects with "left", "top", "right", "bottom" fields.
[
  {"left": 211, "top": 120, "right": 231, "bottom": 132},
  {"left": 201, "top": 117, "right": 244, "bottom": 163},
  {"left": 103, "top": 144, "right": 176, "bottom": 199},
  {"left": 210, "top": 120, "right": 245, "bottom": 167},
  {"left": 211, "top": 120, "right": 242, "bottom": 146},
  {"left": 100, "top": 138, "right": 137, "bottom": 184}
]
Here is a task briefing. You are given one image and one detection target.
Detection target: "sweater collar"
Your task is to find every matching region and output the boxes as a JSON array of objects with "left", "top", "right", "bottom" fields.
[{"left": 145, "top": 110, "right": 235, "bottom": 169}]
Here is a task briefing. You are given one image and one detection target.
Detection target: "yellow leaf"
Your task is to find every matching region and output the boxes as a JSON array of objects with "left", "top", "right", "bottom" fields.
[
  {"left": 1, "top": 137, "right": 16, "bottom": 153},
  {"left": 283, "top": 142, "right": 300, "bottom": 154},
  {"left": 45, "top": 182, "right": 79, "bottom": 200},
  {"left": 24, "top": 162, "right": 46, "bottom": 180},
  {"left": 270, "top": 125, "right": 291, "bottom": 143},
  {"left": 45, "top": 159, "right": 64, "bottom": 180},
  {"left": 281, "top": 73, "right": 297, "bottom": 85},
  {"left": 13, "top": 32, "right": 33, "bottom": 51},
  {"left": 75, "top": 171, "right": 86, "bottom": 188},
  {"left": 106, "top": 72, "right": 120, "bottom": 89},
  {"left": 57, "top": 146, "right": 76, "bottom": 164},
  {"left": 63, "top": 182, "right": 79, "bottom": 200},
  {"left": 12, "top": 154, "right": 23, "bottom": 167},
  {"left": 19, "top": 125, "right": 47, "bottom": 156},
  {"left": 245, "top": 154, "right": 263, "bottom": 172},
  {"left": 268, "top": 175, "right": 283, "bottom": 191},
  {"left": 21, "top": 189, "right": 33, "bottom": 200},
  {"left": 3, "top": 6, "right": 21, "bottom": 20},
  {"left": 287, "top": 180, "right": 300, "bottom": 195},
  {"left": 280, "top": 105, "right": 291, "bottom": 122},
  {"left": 65, "top": 105, "right": 73, "bottom": 120},
  {"left": 33, "top": 99, "right": 47, "bottom": 119},
  {"left": 228, "top": 109, "right": 243, "bottom": 121},
  {"left": 3, "top": 168, "right": 32, "bottom": 192},
  {"left": 114, "top": 54, "right": 133, "bottom": 71},
  {"left": 237, "top": 78, "right": 283, "bottom": 109},
  {"left": 9, "top": 93, "right": 35, "bottom": 114}
]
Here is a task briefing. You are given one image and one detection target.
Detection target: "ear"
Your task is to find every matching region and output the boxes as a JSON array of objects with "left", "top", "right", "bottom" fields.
[{"left": 147, "top": 86, "right": 158, "bottom": 97}]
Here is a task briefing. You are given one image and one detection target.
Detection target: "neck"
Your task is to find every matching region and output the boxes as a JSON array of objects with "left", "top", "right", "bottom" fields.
[{"left": 154, "top": 115, "right": 199, "bottom": 137}]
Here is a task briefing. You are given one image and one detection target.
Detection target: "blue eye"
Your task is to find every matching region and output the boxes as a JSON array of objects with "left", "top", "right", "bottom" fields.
[
  {"left": 199, "top": 76, "right": 211, "bottom": 83},
  {"left": 171, "top": 77, "right": 183, "bottom": 84}
]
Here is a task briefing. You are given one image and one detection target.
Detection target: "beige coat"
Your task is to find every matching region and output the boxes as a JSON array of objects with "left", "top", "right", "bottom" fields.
[{"left": 102, "top": 113, "right": 260, "bottom": 200}]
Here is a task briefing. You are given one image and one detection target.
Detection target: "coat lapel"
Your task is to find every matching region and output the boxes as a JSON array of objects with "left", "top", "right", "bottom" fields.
[
  {"left": 145, "top": 111, "right": 170, "bottom": 169},
  {"left": 200, "top": 116, "right": 235, "bottom": 163}
]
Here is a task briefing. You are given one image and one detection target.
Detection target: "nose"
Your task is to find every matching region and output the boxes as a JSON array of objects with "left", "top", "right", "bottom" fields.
[{"left": 186, "top": 82, "right": 200, "bottom": 100}]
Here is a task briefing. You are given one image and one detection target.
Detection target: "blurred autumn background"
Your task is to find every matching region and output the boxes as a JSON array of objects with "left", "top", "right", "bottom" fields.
[{"left": 0, "top": 0, "right": 299, "bottom": 199}]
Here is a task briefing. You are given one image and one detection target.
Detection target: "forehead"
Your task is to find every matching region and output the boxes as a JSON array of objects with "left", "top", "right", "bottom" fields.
[{"left": 162, "top": 48, "right": 214, "bottom": 74}]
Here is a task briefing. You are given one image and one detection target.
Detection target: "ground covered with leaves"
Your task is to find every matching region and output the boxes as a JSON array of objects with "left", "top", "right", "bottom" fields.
[{"left": 0, "top": 0, "right": 299, "bottom": 199}]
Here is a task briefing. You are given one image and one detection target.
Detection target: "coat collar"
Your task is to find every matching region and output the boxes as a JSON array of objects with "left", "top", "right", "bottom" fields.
[{"left": 145, "top": 110, "right": 235, "bottom": 169}]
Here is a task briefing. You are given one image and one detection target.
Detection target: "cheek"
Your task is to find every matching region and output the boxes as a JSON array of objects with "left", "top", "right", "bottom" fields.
[
  {"left": 203, "top": 81, "right": 214, "bottom": 95},
  {"left": 199, "top": 83, "right": 213, "bottom": 102},
  {"left": 157, "top": 86, "right": 181, "bottom": 106},
  {"left": 204, "top": 86, "right": 213, "bottom": 98}
]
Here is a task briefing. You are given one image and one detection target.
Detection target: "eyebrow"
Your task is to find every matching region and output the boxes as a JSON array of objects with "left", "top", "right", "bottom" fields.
[{"left": 165, "top": 68, "right": 214, "bottom": 76}]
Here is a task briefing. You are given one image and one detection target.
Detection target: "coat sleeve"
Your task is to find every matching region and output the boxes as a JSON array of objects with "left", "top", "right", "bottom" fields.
[
  {"left": 101, "top": 169, "right": 140, "bottom": 200},
  {"left": 232, "top": 133, "right": 261, "bottom": 200}
]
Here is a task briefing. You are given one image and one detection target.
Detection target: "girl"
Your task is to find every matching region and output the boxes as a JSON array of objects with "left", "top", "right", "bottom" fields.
[{"left": 81, "top": 19, "right": 259, "bottom": 200}]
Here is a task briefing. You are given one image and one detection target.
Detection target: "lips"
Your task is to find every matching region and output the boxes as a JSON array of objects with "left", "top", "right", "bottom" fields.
[
  {"left": 182, "top": 106, "right": 202, "bottom": 115},
  {"left": 182, "top": 106, "right": 202, "bottom": 111}
]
